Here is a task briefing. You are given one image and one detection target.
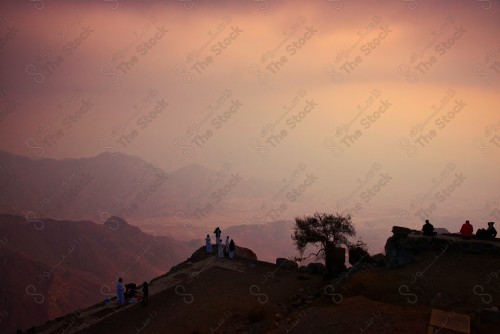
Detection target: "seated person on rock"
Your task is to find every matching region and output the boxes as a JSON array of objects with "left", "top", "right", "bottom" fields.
[
  {"left": 460, "top": 220, "right": 473, "bottom": 239},
  {"left": 422, "top": 219, "right": 437, "bottom": 236},
  {"left": 476, "top": 222, "right": 497, "bottom": 240},
  {"left": 486, "top": 222, "right": 497, "bottom": 239}
]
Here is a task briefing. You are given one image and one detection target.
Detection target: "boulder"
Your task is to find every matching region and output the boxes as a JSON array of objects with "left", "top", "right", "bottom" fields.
[
  {"left": 189, "top": 245, "right": 257, "bottom": 262},
  {"left": 236, "top": 246, "right": 258, "bottom": 260},
  {"left": 434, "top": 228, "right": 450, "bottom": 235},
  {"left": 298, "top": 265, "right": 308, "bottom": 273},
  {"left": 388, "top": 249, "right": 412, "bottom": 268},
  {"left": 391, "top": 226, "right": 412, "bottom": 239},
  {"left": 307, "top": 262, "right": 325, "bottom": 275},
  {"left": 276, "top": 258, "right": 298, "bottom": 270},
  {"left": 384, "top": 235, "right": 413, "bottom": 268},
  {"left": 392, "top": 226, "right": 413, "bottom": 239},
  {"left": 348, "top": 247, "right": 372, "bottom": 266},
  {"left": 371, "top": 253, "right": 386, "bottom": 266},
  {"left": 385, "top": 238, "right": 412, "bottom": 269}
]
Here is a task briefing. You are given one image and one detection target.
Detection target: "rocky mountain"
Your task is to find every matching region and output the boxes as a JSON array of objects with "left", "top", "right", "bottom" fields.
[
  {"left": 0, "top": 151, "right": 279, "bottom": 223},
  {"left": 0, "top": 214, "right": 190, "bottom": 333}
]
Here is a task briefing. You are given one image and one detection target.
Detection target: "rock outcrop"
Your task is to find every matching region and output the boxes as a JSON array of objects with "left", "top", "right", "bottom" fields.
[
  {"left": 384, "top": 226, "right": 500, "bottom": 269},
  {"left": 307, "top": 262, "right": 325, "bottom": 275},
  {"left": 189, "top": 245, "right": 257, "bottom": 262}
]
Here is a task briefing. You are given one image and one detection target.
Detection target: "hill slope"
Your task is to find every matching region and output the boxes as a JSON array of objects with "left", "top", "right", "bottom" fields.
[
  {"left": 0, "top": 214, "right": 190, "bottom": 333},
  {"left": 24, "top": 228, "right": 500, "bottom": 334}
]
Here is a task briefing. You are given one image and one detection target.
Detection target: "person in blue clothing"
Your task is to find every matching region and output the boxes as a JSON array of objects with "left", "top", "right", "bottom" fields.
[{"left": 117, "top": 278, "right": 125, "bottom": 306}]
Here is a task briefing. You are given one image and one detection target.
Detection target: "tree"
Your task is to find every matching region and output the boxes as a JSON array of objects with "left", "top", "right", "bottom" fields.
[{"left": 291, "top": 212, "right": 362, "bottom": 276}]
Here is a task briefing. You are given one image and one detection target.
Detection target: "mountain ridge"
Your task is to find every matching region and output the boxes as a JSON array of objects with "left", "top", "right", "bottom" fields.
[{"left": 0, "top": 150, "right": 280, "bottom": 223}]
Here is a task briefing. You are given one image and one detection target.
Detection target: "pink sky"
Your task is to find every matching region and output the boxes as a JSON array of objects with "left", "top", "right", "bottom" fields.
[{"left": 1, "top": 0, "right": 499, "bottom": 231}]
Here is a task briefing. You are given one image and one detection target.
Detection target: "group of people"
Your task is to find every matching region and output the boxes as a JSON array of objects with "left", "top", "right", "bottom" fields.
[
  {"left": 459, "top": 220, "right": 497, "bottom": 240},
  {"left": 114, "top": 227, "right": 239, "bottom": 308},
  {"left": 205, "top": 226, "right": 236, "bottom": 259},
  {"left": 422, "top": 219, "right": 497, "bottom": 240},
  {"left": 116, "top": 278, "right": 149, "bottom": 307}
]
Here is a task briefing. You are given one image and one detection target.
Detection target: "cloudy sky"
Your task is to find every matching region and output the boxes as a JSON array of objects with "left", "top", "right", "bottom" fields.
[{"left": 1, "top": 0, "right": 499, "bottom": 231}]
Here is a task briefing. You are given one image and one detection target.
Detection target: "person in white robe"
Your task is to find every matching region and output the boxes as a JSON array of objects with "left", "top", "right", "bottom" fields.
[
  {"left": 217, "top": 239, "right": 224, "bottom": 258},
  {"left": 205, "top": 234, "right": 212, "bottom": 253},
  {"left": 225, "top": 236, "right": 230, "bottom": 257}
]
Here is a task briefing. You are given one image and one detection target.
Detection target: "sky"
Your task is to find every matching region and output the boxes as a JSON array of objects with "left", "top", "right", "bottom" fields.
[{"left": 1, "top": 0, "right": 499, "bottom": 233}]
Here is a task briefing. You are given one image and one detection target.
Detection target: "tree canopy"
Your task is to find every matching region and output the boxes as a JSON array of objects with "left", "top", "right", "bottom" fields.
[{"left": 292, "top": 212, "right": 359, "bottom": 260}]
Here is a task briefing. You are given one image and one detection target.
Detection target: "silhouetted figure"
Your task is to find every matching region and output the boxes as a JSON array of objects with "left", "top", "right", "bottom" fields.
[
  {"left": 217, "top": 239, "right": 224, "bottom": 258},
  {"left": 229, "top": 239, "right": 236, "bottom": 259},
  {"left": 476, "top": 222, "right": 497, "bottom": 240},
  {"left": 487, "top": 222, "right": 497, "bottom": 239},
  {"left": 205, "top": 234, "right": 212, "bottom": 253},
  {"left": 460, "top": 220, "right": 473, "bottom": 239},
  {"left": 142, "top": 281, "right": 149, "bottom": 306},
  {"left": 117, "top": 278, "right": 125, "bottom": 306},
  {"left": 422, "top": 219, "right": 436, "bottom": 236},
  {"left": 225, "top": 236, "right": 230, "bottom": 256},
  {"left": 125, "top": 283, "right": 137, "bottom": 299},
  {"left": 214, "top": 227, "right": 222, "bottom": 246}
]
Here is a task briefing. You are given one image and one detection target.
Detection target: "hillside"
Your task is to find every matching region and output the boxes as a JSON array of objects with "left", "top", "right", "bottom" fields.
[
  {"left": 21, "top": 227, "right": 500, "bottom": 334},
  {"left": 0, "top": 214, "right": 190, "bottom": 333}
]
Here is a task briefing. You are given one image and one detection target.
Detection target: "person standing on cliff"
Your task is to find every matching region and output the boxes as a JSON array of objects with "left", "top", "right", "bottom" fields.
[
  {"left": 214, "top": 227, "right": 222, "bottom": 246},
  {"left": 225, "top": 236, "right": 230, "bottom": 257},
  {"left": 460, "top": 220, "right": 473, "bottom": 239},
  {"left": 217, "top": 239, "right": 224, "bottom": 258},
  {"left": 205, "top": 234, "right": 212, "bottom": 254},
  {"left": 117, "top": 278, "right": 125, "bottom": 306},
  {"left": 229, "top": 239, "right": 236, "bottom": 259}
]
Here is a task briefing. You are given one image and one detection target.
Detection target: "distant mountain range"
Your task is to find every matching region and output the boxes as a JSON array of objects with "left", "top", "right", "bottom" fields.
[
  {"left": 0, "top": 214, "right": 190, "bottom": 333},
  {"left": 0, "top": 150, "right": 278, "bottom": 222}
]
